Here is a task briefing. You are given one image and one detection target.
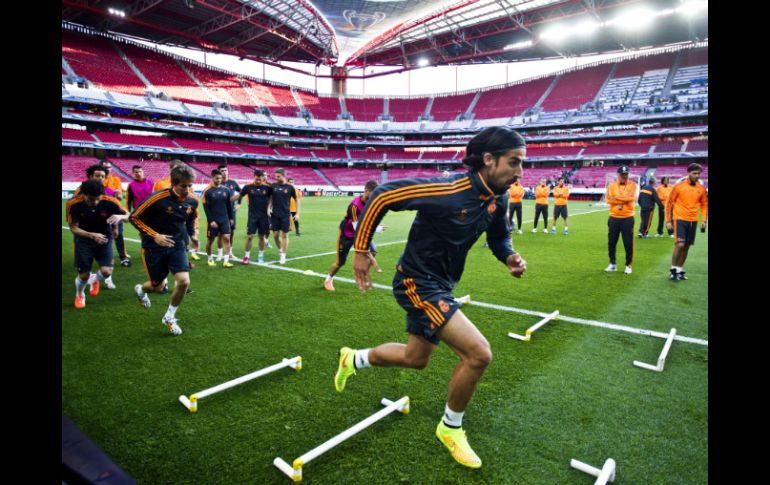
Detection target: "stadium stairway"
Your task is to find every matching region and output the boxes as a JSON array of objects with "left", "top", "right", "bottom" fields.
[
  {"left": 314, "top": 168, "right": 340, "bottom": 191},
  {"left": 62, "top": 413, "right": 136, "bottom": 484}
]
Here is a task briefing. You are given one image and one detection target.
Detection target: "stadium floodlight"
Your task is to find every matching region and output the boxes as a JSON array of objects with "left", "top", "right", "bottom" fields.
[
  {"left": 504, "top": 40, "right": 534, "bottom": 50},
  {"left": 677, "top": 1, "right": 707, "bottom": 17},
  {"left": 610, "top": 7, "right": 655, "bottom": 29},
  {"left": 417, "top": 58, "right": 430, "bottom": 67},
  {"left": 108, "top": 8, "right": 126, "bottom": 17},
  {"left": 575, "top": 20, "right": 599, "bottom": 36},
  {"left": 539, "top": 27, "right": 571, "bottom": 42}
]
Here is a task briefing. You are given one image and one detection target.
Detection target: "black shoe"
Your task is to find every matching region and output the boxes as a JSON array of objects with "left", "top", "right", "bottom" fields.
[
  {"left": 121, "top": 259, "right": 131, "bottom": 267},
  {"left": 162, "top": 285, "right": 169, "bottom": 294},
  {"left": 186, "top": 288, "right": 193, "bottom": 294},
  {"left": 669, "top": 269, "right": 678, "bottom": 281},
  {"left": 296, "top": 233, "right": 301, "bottom": 236},
  {"left": 677, "top": 271, "right": 688, "bottom": 281}
]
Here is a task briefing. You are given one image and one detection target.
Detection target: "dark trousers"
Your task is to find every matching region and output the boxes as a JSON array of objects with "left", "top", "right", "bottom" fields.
[
  {"left": 290, "top": 212, "right": 300, "bottom": 234},
  {"left": 114, "top": 221, "right": 127, "bottom": 260},
  {"left": 508, "top": 203, "right": 522, "bottom": 229},
  {"left": 656, "top": 205, "right": 671, "bottom": 235},
  {"left": 608, "top": 216, "right": 634, "bottom": 266},
  {"left": 639, "top": 207, "right": 654, "bottom": 236},
  {"left": 534, "top": 204, "right": 548, "bottom": 228}
]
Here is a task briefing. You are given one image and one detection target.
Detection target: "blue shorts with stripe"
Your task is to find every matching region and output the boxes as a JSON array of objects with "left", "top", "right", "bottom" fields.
[
  {"left": 392, "top": 270, "right": 461, "bottom": 345},
  {"left": 74, "top": 237, "right": 114, "bottom": 273}
]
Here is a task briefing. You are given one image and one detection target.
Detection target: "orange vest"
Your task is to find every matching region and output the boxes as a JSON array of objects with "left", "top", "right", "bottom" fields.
[
  {"left": 290, "top": 187, "right": 302, "bottom": 212},
  {"left": 607, "top": 181, "right": 637, "bottom": 218}
]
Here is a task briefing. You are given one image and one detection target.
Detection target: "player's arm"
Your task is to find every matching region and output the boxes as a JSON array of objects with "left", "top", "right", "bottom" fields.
[
  {"left": 700, "top": 189, "right": 708, "bottom": 230},
  {"left": 126, "top": 185, "right": 135, "bottom": 211},
  {"left": 226, "top": 188, "right": 234, "bottom": 222},
  {"left": 665, "top": 186, "right": 678, "bottom": 223},
  {"left": 486, "top": 197, "right": 527, "bottom": 278},
  {"left": 201, "top": 188, "right": 214, "bottom": 224},
  {"left": 292, "top": 187, "right": 300, "bottom": 220},
  {"left": 103, "top": 197, "right": 129, "bottom": 224},
  {"left": 187, "top": 200, "right": 198, "bottom": 238},
  {"left": 130, "top": 193, "right": 174, "bottom": 247},
  {"left": 652, "top": 188, "right": 664, "bottom": 209}
]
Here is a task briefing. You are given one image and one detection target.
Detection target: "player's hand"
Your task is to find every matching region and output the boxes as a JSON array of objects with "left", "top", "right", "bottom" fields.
[
  {"left": 92, "top": 233, "right": 108, "bottom": 245},
  {"left": 666, "top": 221, "right": 673, "bottom": 232},
  {"left": 153, "top": 234, "right": 175, "bottom": 248},
  {"left": 293, "top": 214, "right": 299, "bottom": 221},
  {"left": 106, "top": 214, "right": 126, "bottom": 225},
  {"left": 506, "top": 253, "right": 527, "bottom": 278},
  {"left": 700, "top": 221, "right": 707, "bottom": 233},
  {"left": 353, "top": 251, "right": 374, "bottom": 292},
  {"left": 229, "top": 219, "right": 234, "bottom": 226},
  {"left": 210, "top": 221, "right": 218, "bottom": 228}
]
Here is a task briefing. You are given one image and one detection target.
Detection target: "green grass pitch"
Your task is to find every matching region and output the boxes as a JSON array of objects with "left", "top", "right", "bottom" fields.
[{"left": 61, "top": 196, "right": 707, "bottom": 484}]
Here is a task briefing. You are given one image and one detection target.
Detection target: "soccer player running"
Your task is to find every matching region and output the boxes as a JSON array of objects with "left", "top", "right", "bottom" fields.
[
  {"left": 154, "top": 160, "right": 201, "bottom": 263},
  {"left": 638, "top": 176, "right": 664, "bottom": 238},
  {"left": 66, "top": 180, "right": 128, "bottom": 309},
  {"left": 532, "top": 178, "right": 550, "bottom": 233},
  {"left": 323, "top": 180, "right": 383, "bottom": 291},
  {"left": 656, "top": 176, "right": 674, "bottom": 237},
  {"left": 268, "top": 168, "right": 299, "bottom": 265},
  {"left": 202, "top": 169, "right": 235, "bottom": 268},
  {"left": 218, "top": 165, "right": 241, "bottom": 260},
  {"left": 130, "top": 164, "right": 198, "bottom": 336},
  {"left": 99, "top": 159, "right": 131, "bottom": 267},
  {"left": 335, "top": 126, "right": 528, "bottom": 469},
  {"left": 238, "top": 169, "right": 273, "bottom": 264},
  {"left": 550, "top": 177, "right": 570, "bottom": 235},
  {"left": 605, "top": 166, "right": 638, "bottom": 274},
  {"left": 665, "top": 163, "right": 708, "bottom": 281},
  {"left": 507, "top": 179, "right": 524, "bottom": 234}
]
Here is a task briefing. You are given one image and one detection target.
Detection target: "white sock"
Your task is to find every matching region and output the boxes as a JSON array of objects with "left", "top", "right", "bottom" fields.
[
  {"left": 354, "top": 349, "right": 371, "bottom": 369},
  {"left": 208, "top": 254, "right": 214, "bottom": 261},
  {"left": 166, "top": 304, "right": 178, "bottom": 318},
  {"left": 217, "top": 248, "right": 223, "bottom": 258},
  {"left": 105, "top": 275, "right": 113, "bottom": 286},
  {"left": 443, "top": 404, "right": 464, "bottom": 428},
  {"left": 565, "top": 226, "right": 568, "bottom": 231},
  {"left": 75, "top": 278, "right": 88, "bottom": 296},
  {"left": 326, "top": 274, "right": 333, "bottom": 281},
  {"left": 244, "top": 251, "right": 250, "bottom": 258},
  {"left": 258, "top": 251, "right": 264, "bottom": 257},
  {"left": 674, "top": 266, "right": 683, "bottom": 272},
  {"left": 224, "top": 255, "right": 230, "bottom": 263}
]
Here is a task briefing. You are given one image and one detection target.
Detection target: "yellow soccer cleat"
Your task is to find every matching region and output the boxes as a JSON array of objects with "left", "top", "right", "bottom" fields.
[
  {"left": 222, "top": 261, "right": 234, "bottom": 268},
  {"left": 207, "top": 260, "right": 216, "bottom": 267},
  {"left": 334, "top": 347, "right": 356, "bottom": 392},
  {"left": 189, "top": 252, "right": 200, "bottom": 261},
  {"left": 435, "top": 420, "right": 482, "bottom": 468}
]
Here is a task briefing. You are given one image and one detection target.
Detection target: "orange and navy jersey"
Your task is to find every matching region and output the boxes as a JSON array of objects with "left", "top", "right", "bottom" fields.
[
  {"left": 553, "top": 185, "right": 569, "bottom": 206},
  {"left": 290, "top": 187, "right": 302, "bottom": 212},
  {"left": 353, "top": 170, "right": 514, "bottom": 289},
  {"left": 152, "top": 177, "right": 171, "bottom": 192},
  {"left": 606, "top": 181, "right": 637, "bottom": 218},
  {"left": 130, "top": 188, "right": 198, "bottom": 249},
  {"left": 508, "top": 183, "right": 525, "bottom": 203},
  {"left": 656, "top": 184, "right": 673, "bottom": 203},
  {"left": 534, "top": 184, "right": 550, "bottom": 205},
  {"left": 66, "top": 195, "right": 125, "bottom": 237},
  {"left": 666, "top": 181, "right": 708, "bottom": 223}
]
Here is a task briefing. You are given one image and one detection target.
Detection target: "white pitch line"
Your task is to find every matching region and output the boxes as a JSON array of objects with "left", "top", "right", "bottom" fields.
[{"left": 61, "top": 220, "right": 707, "bottom": 347}]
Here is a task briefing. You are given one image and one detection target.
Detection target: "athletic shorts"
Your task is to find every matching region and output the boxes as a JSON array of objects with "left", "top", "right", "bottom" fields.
[
  {"left": 247, "top": 215, "right": 270, "bottom": 236},
  {"left": 207, "top": 219, "right": 231, "bottom": 238},
  {"left": 674, "top": 220, "right": 698, "bottom": 246},
  {"left": 335, "top": 233, "right": 377, "bottom": 267},
  {"left": 392, "top": 270, "right": 461, "bottom": 345},
  {"left": 271, "top": 214, "right": 291, "bottom": 233},
  {"left": 74, "top": 237, "right": 113, "bottom": 273},
  {"left": 141, "top": 245, "right": 190, "bottom": 287},
  {"left": 554, "top": 205, "right": 568, "bottom": 219}
]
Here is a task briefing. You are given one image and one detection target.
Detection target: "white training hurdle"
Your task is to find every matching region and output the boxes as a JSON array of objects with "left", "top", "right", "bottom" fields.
[
  {"left": 570, "top": 458, "right": 616, "bottom": 484},
  {"left": 633, "top": 328, "right": 677, "bottom": 372},
  {"left": 179, "top": 356, "right": 302, "bottom": 413},
  {"left": 273, "top": 396, "right": 410, "bottom": 482},
  {"left": 508, "top": 310, "right": 560, "bottom": 341}
]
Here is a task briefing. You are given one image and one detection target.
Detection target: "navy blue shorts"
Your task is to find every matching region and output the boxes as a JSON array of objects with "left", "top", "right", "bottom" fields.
[
  {"left": 271, "top": 214, "right": 291, "bottom": 233},
  {"left": 674, "top": 220, "right": 698, "bottom": 246},
  {"left": 335, "top": 233, "right": 377, "bottom": 267},
  {"left": 74, "top": 237, "right": 113, "bottom": 273},
  {"left": 207, "top": 219, "right": 231, "bottom": 238},
  {"left": 392, "top": 270, "right": 461, "bottom": 345},
  {"left": 554, "top": 205, "right": 568, "bottom": 219},
  {"left": 247, "top": 215, "right": 270, "bottom": 236},
  {"left": 141, "top": 246, "right": 190, "bottom": 287}
]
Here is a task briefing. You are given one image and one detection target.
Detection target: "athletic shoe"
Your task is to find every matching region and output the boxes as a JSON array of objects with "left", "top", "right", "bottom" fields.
[
  {"left": 655, "top": 234, "right": 662, "bottom": 238},
  {"left": 532, "top": 228, "right": 538, "bottom": 233},
  {"left": 120, "top": 259, "right": 131, "bottom": 267},
  {"left": 105, "top": 279, "right": 116, "bottom": 290},
  {"left": 74, "top": 295, "right": 86, "bottom": 309},
  {"left": 677, "top": 271, "right": 688, "bottom": 280},
  {"left": 161, "top": 315, "right": 182, "bottom": 336},
  {"left": 279, "top": 252, "right": 286, "bottom": 265},
  {"left": 638, "top": 233, "right": 644, "bottom": 238},
  {"left": 89, "top": 280, "right": 100, "bottom": 297},
  {"left": 550, "top": 228, "right": 556, "bottom": 234},
  {"left": 189, "top": 252, "right": 200, "bottom": 261},
  {"left": 669, "top": 234, "right": 674, "bottom": 238},
  {"left": 563, "top": 229, "right": 568, "bottom": 235},
  {"left": 161, "top": 284, "right": 169, "bottom": 294},
  {"left": 208, "top": 260, "right": 216, "bottom": 267},
  {"left": 257, "top": 255, "right": 264, "bottom": 264},
  {"left": 334, "top": 347, "right": 356, "bottom": 392},
  {"left": 517, "top": 230, "right": 523, "bottom": 235},
  {"left": 135, "top": 284, "right": 151, "bottom": 309},
  {"left": 229, "top": 252, "right": 237, "bottom": 260},
  {"left": 604, "top": 264, "right": 617, "bottom": 272},
  {"left": 669, "top": 269, "right": 678, "bottom": 281},
  {"left": 241, "top": 257, "right": 250, "bottom": 265},
  {"left": 266, "top": 241, "right": 273, "bottom": 249},
  {"left": 216, "top": 255, "right": 223, "bottom": 262},
  {"left": 542, "top": 228, "right": 548, "bottom": 233},
  {"left": 435, "top": 421, "right": 482, "bottom": 469},
  {"left": 324, "top": 278, "right": 335, "bottom": 291},
  {"left": 624, "top": 265, "right": 633, "bottom": 274},
  {"left": 186, "top": 288, "right": 193, "bottom": 294},
  {"left": 222, "top": 261, "right": 234, "bottom": 268}
]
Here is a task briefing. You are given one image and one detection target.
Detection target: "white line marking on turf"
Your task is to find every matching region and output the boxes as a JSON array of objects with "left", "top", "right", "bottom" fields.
[{"left": 62, "top": 220, "right": 707, "bottom": 347}]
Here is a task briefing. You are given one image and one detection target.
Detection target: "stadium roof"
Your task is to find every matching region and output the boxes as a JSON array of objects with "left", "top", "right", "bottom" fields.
[{"left": 62, "top": 0, "right": 707, "bottom": 70}]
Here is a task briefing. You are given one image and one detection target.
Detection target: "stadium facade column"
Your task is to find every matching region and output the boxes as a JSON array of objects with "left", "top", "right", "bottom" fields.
[{"left": 332, "top": 66, "right": 348, "bottom": 96}]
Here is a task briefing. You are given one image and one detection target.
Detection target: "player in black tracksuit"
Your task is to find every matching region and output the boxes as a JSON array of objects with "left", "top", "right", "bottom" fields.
[{"left": 638, "top": 177, "right": 664, "bottom": 238}]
